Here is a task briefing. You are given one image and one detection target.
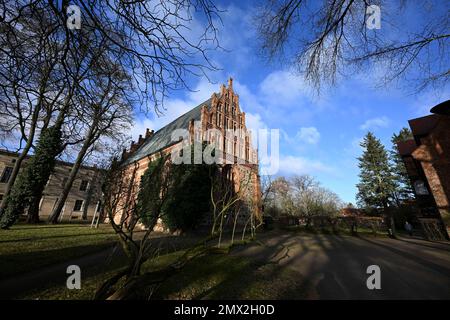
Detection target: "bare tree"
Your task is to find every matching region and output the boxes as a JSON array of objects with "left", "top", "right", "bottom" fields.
[
  {"left": 0, "top": 4, "right": 69, "bottom": 214},
  {"left": 269, "top": 176, "right": 296, "bottom": 216},
  {"left": 255, "top": 0, "right": 449, "bottom": 91},
  {"left": 266, "top": 174, "right": 343, "bottom": 225},
  {"left": 47, "top": 62, "right": 133, "bottom": 223},
  {"left": 209, "top": 165, "right": 240, "bottom": 242},
  {"left": 210, "top": 165, "right": 261, "bottom": 246},
  {"left": 94, "top": 155, "right": 168, "bottom": 299},
  {"left": 0, "top": 0, "right": 222, "bottom": 223},
  {"left": 95, "top": 154, "right": 216, "bottom": 300},
  {"left": 260, "top": 174, "right": 274, "bottom": 212},
  {"left": 67, "top": 0, "right": 222, "bottom": 114}
]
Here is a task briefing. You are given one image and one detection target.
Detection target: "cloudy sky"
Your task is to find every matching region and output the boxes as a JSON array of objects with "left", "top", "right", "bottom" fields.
[{"left": 129, "top": 1, "right": 449, "bottom": 204}]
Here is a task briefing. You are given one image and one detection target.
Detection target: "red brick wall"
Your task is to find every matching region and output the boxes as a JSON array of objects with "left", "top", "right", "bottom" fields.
[{"left": 412, "top": 116, "right": 450, "bottom": 229}]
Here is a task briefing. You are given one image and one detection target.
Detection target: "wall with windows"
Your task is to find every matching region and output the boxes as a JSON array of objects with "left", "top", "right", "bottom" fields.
[{"left": 0, "top": 149, "right": 103, "bottom": 222}]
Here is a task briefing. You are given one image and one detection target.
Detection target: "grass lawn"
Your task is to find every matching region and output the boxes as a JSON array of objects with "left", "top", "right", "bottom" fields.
[
  {"left": 0, "top": 223, "right": 118, "bottom": 279},
  {"left": 22, "top": 250, "right": 180, "bottom": 300},
  {"left": 150, "top": 250, "right": 308, "bottom": 300},
  {"left": 23, "top": 244, "right": 308, "bottom": 300}
]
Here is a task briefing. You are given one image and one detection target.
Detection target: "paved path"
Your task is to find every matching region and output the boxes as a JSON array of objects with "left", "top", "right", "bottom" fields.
[{"left": 233, "top": 231, "right": 450, "bottom": 299}]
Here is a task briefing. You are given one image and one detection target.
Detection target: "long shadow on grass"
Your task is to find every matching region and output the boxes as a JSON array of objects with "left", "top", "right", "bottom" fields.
[
  {"left": 1, "top": 234, "right": 205, "bottom": 299},
  {"left": 0, "top": 242, "right": 116, "bottom": 281},
  {"left": 151, "top": 234, "right": 313, "bottom": 300}
]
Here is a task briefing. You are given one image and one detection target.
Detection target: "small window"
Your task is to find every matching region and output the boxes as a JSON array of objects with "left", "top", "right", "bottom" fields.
[
  {"left": 1, "top": 167, "right": 13, "bottom": 183},
  {"left": 0, "top": 194, "right": 3, "bottom": 201},
  {"left": 73, "top": 200, "right": 84, "bottom": 211},
  {"left": 80, "top": 180, "right": 89, "bottom": 191}
]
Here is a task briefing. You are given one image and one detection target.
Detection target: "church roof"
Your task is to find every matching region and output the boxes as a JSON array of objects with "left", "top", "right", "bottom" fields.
[{"left": 123, "top": 98, "right": 212, "bottom": 164}]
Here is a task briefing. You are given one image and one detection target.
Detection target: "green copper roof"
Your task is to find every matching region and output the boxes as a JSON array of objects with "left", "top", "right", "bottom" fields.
[{"left": 124, "top": 98, "right": 212, "bottom": 164}]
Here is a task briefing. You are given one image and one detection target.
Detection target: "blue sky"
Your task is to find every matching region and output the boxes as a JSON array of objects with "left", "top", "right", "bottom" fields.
[{"left": 129, "top": 1, "right": 449, "bottom": 204}]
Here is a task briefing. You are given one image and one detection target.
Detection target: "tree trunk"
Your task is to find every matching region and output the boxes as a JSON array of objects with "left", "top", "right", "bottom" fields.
[
  {"left": 0, "top": 65, "right": 55, "bottom": 218},
  {"left": 27, "top": 196, "right": 41, "bottom": 224},
  {"left": 48, "top": 129, "right": 95, "bottom": 224},
  {"left": 82, "top": 170, "right": 97, "bottom": 220},
  {"left": 384, "top": 201, "right": 396, "bottom": 237}
]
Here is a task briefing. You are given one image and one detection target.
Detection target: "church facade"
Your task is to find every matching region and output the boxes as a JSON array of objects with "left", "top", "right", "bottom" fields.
[{"left": 114, "top": 78, "right": 262, "bottom": 231}]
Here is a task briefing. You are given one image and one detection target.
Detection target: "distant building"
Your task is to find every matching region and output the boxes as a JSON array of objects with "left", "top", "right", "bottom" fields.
[
  {"left": 339, "top": 207, "right": 365, "bottom": 217},
  {"left": 397, "top": 100, "right": 450, "bottom": 240},
  {"left": 0, "top": 149, "right": 102, "bottom": 222},
  {"left": 115, "top": 78, "right": 262, "bottom": 231}
]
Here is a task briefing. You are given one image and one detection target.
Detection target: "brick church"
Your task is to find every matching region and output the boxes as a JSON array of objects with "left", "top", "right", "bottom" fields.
[{"left": 114, "top": 78, "right": 262, "bottom": 231}]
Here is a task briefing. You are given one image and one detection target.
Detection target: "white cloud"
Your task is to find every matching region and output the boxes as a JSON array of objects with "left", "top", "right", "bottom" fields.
[
  {"left": 234, "top": 80, "right": 265, "bottom": 113},
  {"left": 245, "top": 112, "right": 267, "bottom": 133},
  {"left": 359, "top": 116, "right": 390, "bottom": 130},
  {"left": 186, "top": 78, "right": 218, "bottom": 105},
  {"left": 296, "top": 127, "right": 320, "bottom": 144},
  {"left": 259, "top": 70, "right": 308, "bottom": 107},
  {"left": 277, "top": 155, "right": 333, "bottom": 176}
]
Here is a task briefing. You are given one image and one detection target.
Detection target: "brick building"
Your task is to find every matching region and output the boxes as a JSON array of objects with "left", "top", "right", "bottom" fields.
[
  {"left": 0, "top": 149, "right": 102, "bottom": 222},
  {"left": 397, "top": 100, "right": 450, "bottom": 240},
  {"left": 115, "top": 78, "right": 262, "bottom": 231}
]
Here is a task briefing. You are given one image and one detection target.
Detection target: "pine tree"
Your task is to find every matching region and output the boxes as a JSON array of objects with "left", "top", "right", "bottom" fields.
[
  {"left": 390, "top": 128, "right": 414, "bottom": 205},
  {"left": 356, "top": 132, "right": 397, "bottom": 234},
  {"left": 357, "top": 132, "right": 396, "bottom": 208}
]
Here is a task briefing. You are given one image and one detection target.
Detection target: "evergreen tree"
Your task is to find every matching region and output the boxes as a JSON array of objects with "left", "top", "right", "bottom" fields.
[
  {"left": 356, "top": 132, "right": 398, "bottom": 236},
  {"left": 356, "top": 132, "right": 396, "bottom": 210},
  {"left": 390, "top": 128, "right": 414, "bottom": 205},
  {"left": 0, "top": 126, "right": 62, "bottom": 228}
]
